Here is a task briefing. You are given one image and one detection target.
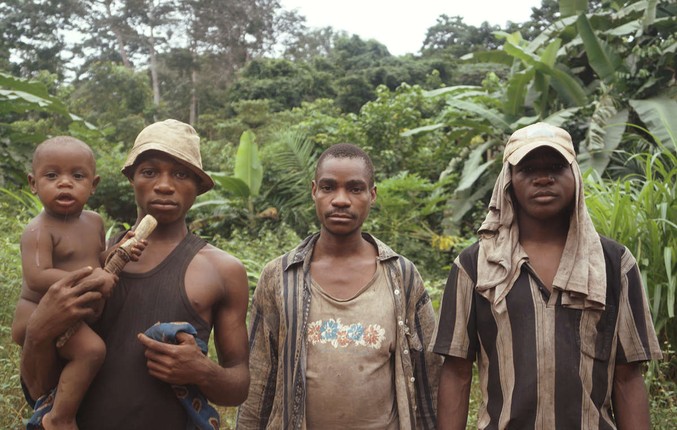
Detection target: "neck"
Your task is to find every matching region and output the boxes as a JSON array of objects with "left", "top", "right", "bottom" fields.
[
  {"left": 43, "top": 209, "right": 83, "bottom": 222},
  {"left": 136, "top": 217, "right": 188, "bottom": 244},
  {"left": 314, "top": 228, "right": 367, "bottom": 258},
  {"left": 517, "top": 214, "right": 570, "bottom": 245}
]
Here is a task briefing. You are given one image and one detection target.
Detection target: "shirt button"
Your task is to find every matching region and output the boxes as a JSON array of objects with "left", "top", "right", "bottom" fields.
[
  {"left": 403, "top": 349, "right": 409, "bottom": 354},
  {"left": 410, "top": 377, "right": 415, "bottom": 382},
  {"left": 394, "top": 289, "right": 400, "bottom": 295},
  {"left": 398, "top": 320, "right": 404, "bottom": 326}
]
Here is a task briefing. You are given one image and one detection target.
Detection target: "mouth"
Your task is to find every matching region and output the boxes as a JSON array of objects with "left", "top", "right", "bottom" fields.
[
  {"left": 326, "top": 212, "right": 354, "bottom": 221},
  {"left": 56, "top": 193, "right": 76, "bottom": 205},
  {"left": 149, "top": 199, "right": 178, "bottom": 210},
  {"left": 531, "top": 190, "right": 557, "bottom": 202}
]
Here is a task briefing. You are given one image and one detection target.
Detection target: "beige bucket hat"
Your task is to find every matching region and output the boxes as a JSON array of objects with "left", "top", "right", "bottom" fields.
[
  {"left": 503, "top": 122, "right": 576, "bottom": 165},
  {"left": 122, "top": 119, "right": 214, "bottom": 195}
]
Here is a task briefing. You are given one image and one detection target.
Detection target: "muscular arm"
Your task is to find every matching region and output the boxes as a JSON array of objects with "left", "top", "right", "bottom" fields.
[
  {"left": 437, "top": 356, "right": 473, "bottom": 430},
  {"left": 612, "top": 362, "right": 650, "bottom": 430},
  {"left": 20, "top": 267, "right": 103, "bottom": 399},
  {"left": 196, "top": 255, "right": 250, "bottom": 405},
  {"left": 137, "top": 251, "right": 250, "bottom": 406}
]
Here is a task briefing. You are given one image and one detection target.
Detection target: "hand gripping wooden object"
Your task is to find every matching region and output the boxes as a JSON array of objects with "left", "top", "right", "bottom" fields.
[{"left": 104, "top": 214, "right": 157, "bottom": 274}]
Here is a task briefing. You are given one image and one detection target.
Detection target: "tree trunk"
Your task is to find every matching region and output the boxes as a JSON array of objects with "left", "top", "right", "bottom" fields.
[
  {"left": 189, "top": 50, "right": 198, "bottom": 125},
  {"left": 149, "top": 27, "right": 160, "bottom": 121}
]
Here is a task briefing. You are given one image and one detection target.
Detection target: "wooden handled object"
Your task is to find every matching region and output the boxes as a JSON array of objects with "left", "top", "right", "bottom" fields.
[{"left": 104, "top": 214, "right": 157, "bottom": 274}]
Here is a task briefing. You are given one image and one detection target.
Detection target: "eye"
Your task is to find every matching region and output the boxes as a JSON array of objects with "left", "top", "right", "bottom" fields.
[
  {"left": 45, "top": 172, "right": 58, "bottom": 180},
  {"left": 320, "top": 185, "right": 333, "bottom": 191},
  {"left": 140, "top": 168, "right": 156, "bottom": 177},
  {"left": 174, "top": 170, "right": 190, "bottom": 180},
  {"left": 73, "top": 172, "right": 86, "bottom": 180}
]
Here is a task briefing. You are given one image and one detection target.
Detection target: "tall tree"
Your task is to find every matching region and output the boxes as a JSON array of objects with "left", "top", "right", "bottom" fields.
[
  {"left": 421, "top": 15, "right": 501, "bottom": 57},
  {"left": 0, "top": 0, "right": 81, "bottom": 78}
]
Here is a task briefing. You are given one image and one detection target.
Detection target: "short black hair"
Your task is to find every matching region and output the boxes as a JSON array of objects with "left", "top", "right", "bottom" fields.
[
  {"left": 32, "top": 136, "right": 95, "bottom": 173},
  {"left": 315, "top": 143, "right": 375, "bottom": 187}
]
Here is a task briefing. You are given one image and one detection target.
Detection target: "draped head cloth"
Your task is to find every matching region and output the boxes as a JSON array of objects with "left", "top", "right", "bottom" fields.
[{"left": 476, "top": 123, "right": 607, "bottom": 312}]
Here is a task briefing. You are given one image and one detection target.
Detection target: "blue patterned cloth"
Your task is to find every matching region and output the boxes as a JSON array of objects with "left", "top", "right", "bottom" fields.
[
  {"left": 26, "top": 388, "right": 55, "bottom": 429},
  {"left": 144, "top": 322, "right": 220, "bottom": 430}
]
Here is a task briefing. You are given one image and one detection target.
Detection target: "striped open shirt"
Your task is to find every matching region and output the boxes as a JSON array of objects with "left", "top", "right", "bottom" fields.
[{"left": 431, "top": 236, "right": 662, "bottom": 430}]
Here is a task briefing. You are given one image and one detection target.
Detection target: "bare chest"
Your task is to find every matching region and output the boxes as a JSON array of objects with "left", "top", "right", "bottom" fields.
[
  {"left": 311, "top": 259, "right": 377, "bottom": 300},
  {"left": 51, "top": 225, "right": 103, "bottom": 269},
  {"left": 523, "top": 246, "right": 564, "bottom": 291}
]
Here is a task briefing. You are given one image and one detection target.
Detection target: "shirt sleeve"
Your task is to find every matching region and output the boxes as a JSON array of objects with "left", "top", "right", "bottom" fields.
[
  {"left": 409, "top": 263, "right": 443, "bottom": 429},
  {"left": 430, "top": 256, "right": 479, "bottom": 361},
  {"left": 236, "top": 262, "right": 279, "bottom": 430},
  {"left": 614, "top": 248, "right": 663, "bottom": 364}
]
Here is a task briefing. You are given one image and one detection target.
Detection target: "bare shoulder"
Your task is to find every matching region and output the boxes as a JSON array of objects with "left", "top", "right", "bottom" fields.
[
  {"left": 20, "top": 213, "right": 52, "bottom": 247},
  {"left": 21, "top": 214, "right": 44, "bottom": 238},
  {"left": 194, "top": 243, "right": 249, "bottom": 294},
  {"left": 81, "top": 210, "right": 104, "bottom": 228},
  {"left": 199, "top": 243, "right": 246, "bottom": 273}
]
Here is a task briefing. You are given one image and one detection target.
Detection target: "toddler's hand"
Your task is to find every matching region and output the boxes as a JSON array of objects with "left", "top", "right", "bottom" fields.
[{"left": 89, "top": 267, "right": 118, "bottom": 299}]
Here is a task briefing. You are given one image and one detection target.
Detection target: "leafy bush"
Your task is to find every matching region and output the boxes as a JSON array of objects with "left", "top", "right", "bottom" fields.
[
  {"left": 0, "top": 200, "right": 31, "bottom": 428},
  {"left": 584, "top": 146, "right": 676, "bottom": 348}
]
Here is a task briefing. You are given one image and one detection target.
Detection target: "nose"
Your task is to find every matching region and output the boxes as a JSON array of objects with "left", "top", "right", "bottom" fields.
[
  {"left": 533, "top": 172, "right": 555, "bottom": 185},
  {"left": 331, "top": 188, "right": 351, "bottom": 207},
  {"left": 153, "top": 172, "right": 175, "bottom": 194},
  {"left": 57, "top": 176, "right": 73, "bottom": 188}
]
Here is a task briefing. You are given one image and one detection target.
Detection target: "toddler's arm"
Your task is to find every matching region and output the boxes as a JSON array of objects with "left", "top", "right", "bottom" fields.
[{"left": 20, "top": 227, "right": 69, "bottom": 294}]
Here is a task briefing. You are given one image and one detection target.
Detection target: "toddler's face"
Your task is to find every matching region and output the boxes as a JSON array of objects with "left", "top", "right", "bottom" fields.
[{"left": 29, "top": 143, "right": 98, "bottom": 217}]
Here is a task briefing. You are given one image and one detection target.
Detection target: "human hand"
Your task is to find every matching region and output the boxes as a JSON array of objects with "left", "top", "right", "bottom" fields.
[
  {"left": 26, "top": 267, "right": 103, "bottom": 343},
  {"left": 89, "top": 267, "right": 119, "bottom": 299},
  {"left": 117, "top": 231, "right": 148, "bottom": 262},
  {"left": 137, "top": 332, "right": 208, "bottom": 386}
]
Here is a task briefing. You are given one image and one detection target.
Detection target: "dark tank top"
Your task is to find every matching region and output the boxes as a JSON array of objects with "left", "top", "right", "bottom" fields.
[{"left": 78, "top": 233, "right": 210, "bottom": 430}]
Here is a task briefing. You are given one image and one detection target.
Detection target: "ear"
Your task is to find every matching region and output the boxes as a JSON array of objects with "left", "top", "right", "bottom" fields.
[
  {"left": 91, "top": 175, "right": 101, "bottom": 194},
  {"left": 27, "top": 173, "right": 37, "bottom": 194},
  {"left": 311, "top": 180, "right": 317, "bottom": 201},
  {"left": 370, "top": 185, "right": 377, "bottom": 205}
]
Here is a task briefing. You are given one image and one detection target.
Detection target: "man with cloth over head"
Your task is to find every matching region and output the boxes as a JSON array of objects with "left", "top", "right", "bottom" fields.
[
  {"left": 237, "top": 143, "right": 441, "bottom": 429},
  {"left": 20, "top": 119, "right": 250, "bottom": 430},
  {"left": 432, "top": 122, "right": 662, "bottom": 430}
]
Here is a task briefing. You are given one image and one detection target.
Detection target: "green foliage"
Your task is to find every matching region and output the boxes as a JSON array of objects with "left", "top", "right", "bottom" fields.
[
  {"left": 363, "top": 172, "right": 455, "bottom": 280},
  {"left": 0, "top": 200, "right": 31, "bottom": 427},
  {"left": 210, "top": 225, "right": 302, "bottom": 292},
  {"left": 0, "top": 73, "right": 89, "bottom": 186},
  {"left": 233, "top": 131, "right": 263, "bottom": 198},
  {"left": 193, "top": 130, "right": 265, "bottom": 232},
  {"left": 227, "top": 59, "right": 335, "bottom": 111},
  {"left": 68, "top": 62, "right": 151, "bottom": 144},
  {"left": 261, "top": 130, "right": 318, "bottom": 236},
  {"left": 87, "top": 143, "right": 138, "bottom": 223},
  {"left": 421, "top": 15, "right": 502, "bottom": 57},
  {"left": 584, "top": 145, "right": 677, "bottom": 346},
  {"left": 0, "top": 188, "right": 41, "bottom": 218}
]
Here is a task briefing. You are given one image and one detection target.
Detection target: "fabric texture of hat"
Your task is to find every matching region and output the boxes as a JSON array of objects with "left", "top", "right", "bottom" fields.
[
  {"left": 503, "top": 122, "right": 576, "bottom": 165},
  {"left": 122, "top": 119, "right": 214, "bottom": 195}
]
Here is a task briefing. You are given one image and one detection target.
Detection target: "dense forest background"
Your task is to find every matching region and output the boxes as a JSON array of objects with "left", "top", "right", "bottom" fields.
[{"left": 1, "top": 0, "right": 675, "bottom": 428}]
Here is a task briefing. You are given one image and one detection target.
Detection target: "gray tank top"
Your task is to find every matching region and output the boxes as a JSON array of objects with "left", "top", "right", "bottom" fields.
[{"left": 78, "top": 233, "right": 209, "bottom": 430}]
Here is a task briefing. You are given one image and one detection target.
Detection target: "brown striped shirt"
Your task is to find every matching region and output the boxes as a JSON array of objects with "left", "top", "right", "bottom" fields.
[
  {"left": 431, "top": 236, "right": 662, "bottom": 430},
  {"left": 237, "top": 233, "right": 442, "bottom": 430}
]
